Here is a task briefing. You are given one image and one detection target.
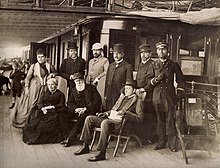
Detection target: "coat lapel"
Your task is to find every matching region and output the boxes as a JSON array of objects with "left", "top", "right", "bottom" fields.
[{"left": 112, "top": 94, "right": 137, "bottom": 111}]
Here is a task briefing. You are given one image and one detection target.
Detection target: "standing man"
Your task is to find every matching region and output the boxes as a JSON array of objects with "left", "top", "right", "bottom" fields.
[
  {"left": 74, "top": 80, "right": 144, "bottom": 161},
  {"left": 104, "top": 43, "right": 133, "bottom": 110},
  {"left": 59, "top": 42, "right": 86, "bottom": 96},
  {"left": 136, "top": 44, "right": 156, "bottom": 144},
  {"left": 60, "top": 72, "right": 102, "bottom": 147},
  {"left": 145, "top": 42, "right": 185, "bottom": 152},
  {"left": 86, "top": 42, "right": 109, "bottom": 85}
]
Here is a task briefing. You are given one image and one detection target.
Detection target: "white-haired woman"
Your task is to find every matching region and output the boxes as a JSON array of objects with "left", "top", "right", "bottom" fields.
[{"left": 23, "top": 78, "right": 68, "bottom": 144}]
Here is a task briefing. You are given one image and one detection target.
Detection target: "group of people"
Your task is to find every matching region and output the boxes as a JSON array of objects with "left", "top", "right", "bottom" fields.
[{"left": 9, "top": 40, "right": 185, "bottom": 162}]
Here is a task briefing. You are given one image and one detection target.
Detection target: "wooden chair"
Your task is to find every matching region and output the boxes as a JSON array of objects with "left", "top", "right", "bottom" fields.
[
  {"left": 90, "top": 118, "right": 143, "bottom": 157},
  {"left": 175, "top": 93, "right": 216, "bottom": 164}
]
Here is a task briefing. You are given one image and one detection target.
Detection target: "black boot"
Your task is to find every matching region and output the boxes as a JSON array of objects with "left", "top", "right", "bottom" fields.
[
  {"left": 60, "top": 138, "right": 71, "bottom": 147},
  {"left": 74, "top": 143, "right": 89, "bottom": 155},
  {"left": 88, "top": 151, "right": 106, "bottom": 162}
]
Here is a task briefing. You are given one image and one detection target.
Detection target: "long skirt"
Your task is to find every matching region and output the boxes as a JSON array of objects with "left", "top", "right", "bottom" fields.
[
  {"left": 11, "top": 77, "right": 45, "bottom": 128},
  {"left": 23, "top": 106, "right": 64, "bottom": 144}
]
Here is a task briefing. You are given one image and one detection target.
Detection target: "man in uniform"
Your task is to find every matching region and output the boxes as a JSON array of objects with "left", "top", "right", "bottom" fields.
[
  {"left": 136, "top": 44, "right": 156, "bottom": 144},
  {"left": 145, "top": 41, "right": 185, "bottom": 152},
  {"left": 104, "top": 43, "right": 133, "bottom": 110},
  {"left": 86, "top": 42, "right": 109, "bottom": 86}
]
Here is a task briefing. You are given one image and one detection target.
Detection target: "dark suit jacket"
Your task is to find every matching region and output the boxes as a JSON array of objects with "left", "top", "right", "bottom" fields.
[
  {"left": 111, "top": 94, "right": 144, "bottom": 123},
  {"left": 146, "top": 58, "right": 185, "bottom": 105},
  {"left": 59, "top": 57, "right": 85, "bottom": 89},
  {"left": 67, "top": 84, "right": 102, "bottom": 116},
  {"left": 104, "top": 60, "right": 133, "bottom": 110},
  {"left": 136, "top": 59, "right": 154, "bottom": 100}
]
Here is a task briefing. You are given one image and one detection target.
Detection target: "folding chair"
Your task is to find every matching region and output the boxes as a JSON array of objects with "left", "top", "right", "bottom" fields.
[
  {"left": 175, "top": 93, "right": 216, "bottom": 164},
  {"left": 90, "top": 118, "right": 143, "bottom": 157}
]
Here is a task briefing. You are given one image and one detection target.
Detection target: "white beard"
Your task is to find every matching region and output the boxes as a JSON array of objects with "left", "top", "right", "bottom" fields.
[{"left": 76, "top": 82, "right": 85, "bottom": 92}]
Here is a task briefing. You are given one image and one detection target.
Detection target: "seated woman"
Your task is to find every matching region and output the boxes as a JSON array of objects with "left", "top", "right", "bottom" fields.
[{"left": 23, "top": 78, "right": 68, "bottom": 144}]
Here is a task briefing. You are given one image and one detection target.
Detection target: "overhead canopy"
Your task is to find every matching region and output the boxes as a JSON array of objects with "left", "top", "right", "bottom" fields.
[{"left": 127, "top": 8, "right": 220, "bottom": 26}]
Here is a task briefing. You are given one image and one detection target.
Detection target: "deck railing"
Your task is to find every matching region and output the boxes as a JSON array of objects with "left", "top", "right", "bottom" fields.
[
  {"left": 186, "top": 81, "right": 220, "bottom": 118},
  {"left": 186, "top": 81, "right": 220, "bottom": 135}
]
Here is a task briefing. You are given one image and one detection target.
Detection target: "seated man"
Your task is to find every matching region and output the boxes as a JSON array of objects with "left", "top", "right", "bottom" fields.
[
  {"left": 74, "top": 80, "right": 144, "bottom": 162},
  {"left": 60, "top": 72, "right": 102, "bottom": 147}
]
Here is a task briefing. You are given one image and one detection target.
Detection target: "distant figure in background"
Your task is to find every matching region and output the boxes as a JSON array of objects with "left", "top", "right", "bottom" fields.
[
  {"left": 0, "top": 71, "right": 10, "bottom": 95},
  {"left": 59, "top": 42, "right": 86, "bottom": 97},
  {"left": 23, "top": 78, "right": 67, "bottom": 144},
  {"left": 136, "top": 44, "right": 156, "bottom": 144},
  {"left": 11, "top": 48, "right": 57, "bottom": 128},
  {"left": 21, "top": 61, "right": 30, "bottom": 76},
  {"left": 60, "top": 72, "right": 102, "bottom": 147},
  {"left": 104, "top": 43, "right": 133, "bottom": 110},
  {"left": 86, "top": 43, "right": 109, "bottom": 86},
  {"left": 9, "top": 62, "right": 25, "bottom": 109}
]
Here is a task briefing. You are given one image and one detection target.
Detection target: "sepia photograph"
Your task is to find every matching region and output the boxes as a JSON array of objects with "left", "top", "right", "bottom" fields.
[{"left": 0, "top": 0, "right": 220, "bottom": 167}]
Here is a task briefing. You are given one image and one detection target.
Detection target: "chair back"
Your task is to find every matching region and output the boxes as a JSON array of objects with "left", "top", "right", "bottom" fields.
[{"left": 177, "top": 93, "right": 211, "bottom": 135}]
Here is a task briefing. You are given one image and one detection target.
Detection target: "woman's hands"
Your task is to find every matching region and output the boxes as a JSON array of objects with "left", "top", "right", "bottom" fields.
[{"left": 41, "top": 106, "right": 55, "bottom": 114}]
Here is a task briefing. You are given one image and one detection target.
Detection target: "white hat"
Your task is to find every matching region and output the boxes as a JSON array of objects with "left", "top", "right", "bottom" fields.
[{"left": 92, "top": 43, "right": 102, "bottom": 50}]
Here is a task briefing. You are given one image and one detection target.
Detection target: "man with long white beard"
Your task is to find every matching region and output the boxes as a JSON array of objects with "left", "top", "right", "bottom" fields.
[{"left": 60, "top": 72, "right": 102, "bottom": 147}]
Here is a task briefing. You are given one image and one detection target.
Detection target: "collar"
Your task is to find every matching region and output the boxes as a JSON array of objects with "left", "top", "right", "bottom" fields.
[
  {"left": 159, "top": 58, "right": 167, "bottom": 63},
  {"left": 115, "top": 59, "right": 123, "bottom": 65},
  {"left": 141, "top": 58, "right": 151, "bottom": 64},
  {"left": 126, "top": 93, "right": 135, "bottom": 99}
]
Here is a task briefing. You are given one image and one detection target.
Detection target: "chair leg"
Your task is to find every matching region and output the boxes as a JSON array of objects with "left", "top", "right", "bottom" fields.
[
  {"left": 122, "top": 137, "right": 130, "bottom": 153},
  {"left": 90, "top": 130, "right": 97, "bottom": 151},
  {"left": 113, "top": 135, "right": 121, "bottom": 157}
]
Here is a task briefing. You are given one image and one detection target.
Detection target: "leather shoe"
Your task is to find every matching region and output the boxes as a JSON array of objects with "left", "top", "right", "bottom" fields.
[
  {"left": 60, "top": 138, "right": 69, "bottom": 145},
  {"left": 88, "top": 153, "right": 106, "bottom": 162},
  {"left": 60, "top": 138, "right": 71, "bottom": 147},
  {"left": 154, "top": 144, "right": 166, "bottom": 150},
  {"left": 74, "top": 146, "right": 89, "bottom": 155}
]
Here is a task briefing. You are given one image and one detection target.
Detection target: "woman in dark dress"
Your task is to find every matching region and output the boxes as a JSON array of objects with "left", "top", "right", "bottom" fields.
[{"left": 23, "top": 78, "right": 68, "bottom": 144}]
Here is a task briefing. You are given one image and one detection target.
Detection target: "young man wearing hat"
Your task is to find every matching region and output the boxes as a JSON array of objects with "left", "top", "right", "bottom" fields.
[
  {"left": 60, "top": 72, "right": 102, "bottom": 147},
  {"left": 86, "top": 43, "right": 109, "bottom": 85},
  {"left": 73, "top": 80, "right": 144, "bottom": 161},
  {"left": 59, "top": 42, "right": 86, "bottom": 95},
  {"left": 104, "top": 43, "right": 133, "bottom": 110},
  {"left": 145, "top": 41, "right": 185, "bottom": 152},
  {"left": 136, "top": 44, "right": 156, "bottom": 144}
]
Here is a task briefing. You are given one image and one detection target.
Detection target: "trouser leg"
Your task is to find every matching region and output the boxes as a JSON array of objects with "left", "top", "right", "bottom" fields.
[
  {"left": 80, "top": 115, "right": 103, "bottom": 145},
  {"left": 67, "top": 113, "right": 88, "bottom": 142},
  {"left": 96, "top": 119, "right": 121, "bottom": 153}
]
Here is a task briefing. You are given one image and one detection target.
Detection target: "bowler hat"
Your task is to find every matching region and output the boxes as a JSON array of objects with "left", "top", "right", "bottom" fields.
[
  {"left": 72, "top": 72, "right": 84, "bottom": 81},
  {"left": 113, "top": 43, "right": 124, "bottom": 52},
  {"left": 67, "top": 42, "right": 77, "bottom": 50},
  {"left": 139, "top": 44, "right": 151, "bottom": 53},
  {"left": 124, "top": 80, "right": 137, "bottom": 88},
  {"left": 156, "top": 41, "right": 168, "bottom": 49},
  {"left": 92, "top": 43, "right": 102, "bottom": 50}
]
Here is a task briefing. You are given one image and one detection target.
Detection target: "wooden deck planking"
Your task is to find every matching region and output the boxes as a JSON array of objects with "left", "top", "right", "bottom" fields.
[
  {"left": 1, "top": 94, "right": 220, "bottom": 168},
  {"left": 2, "top": 96, "right": 16, "bottom": 168}
]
